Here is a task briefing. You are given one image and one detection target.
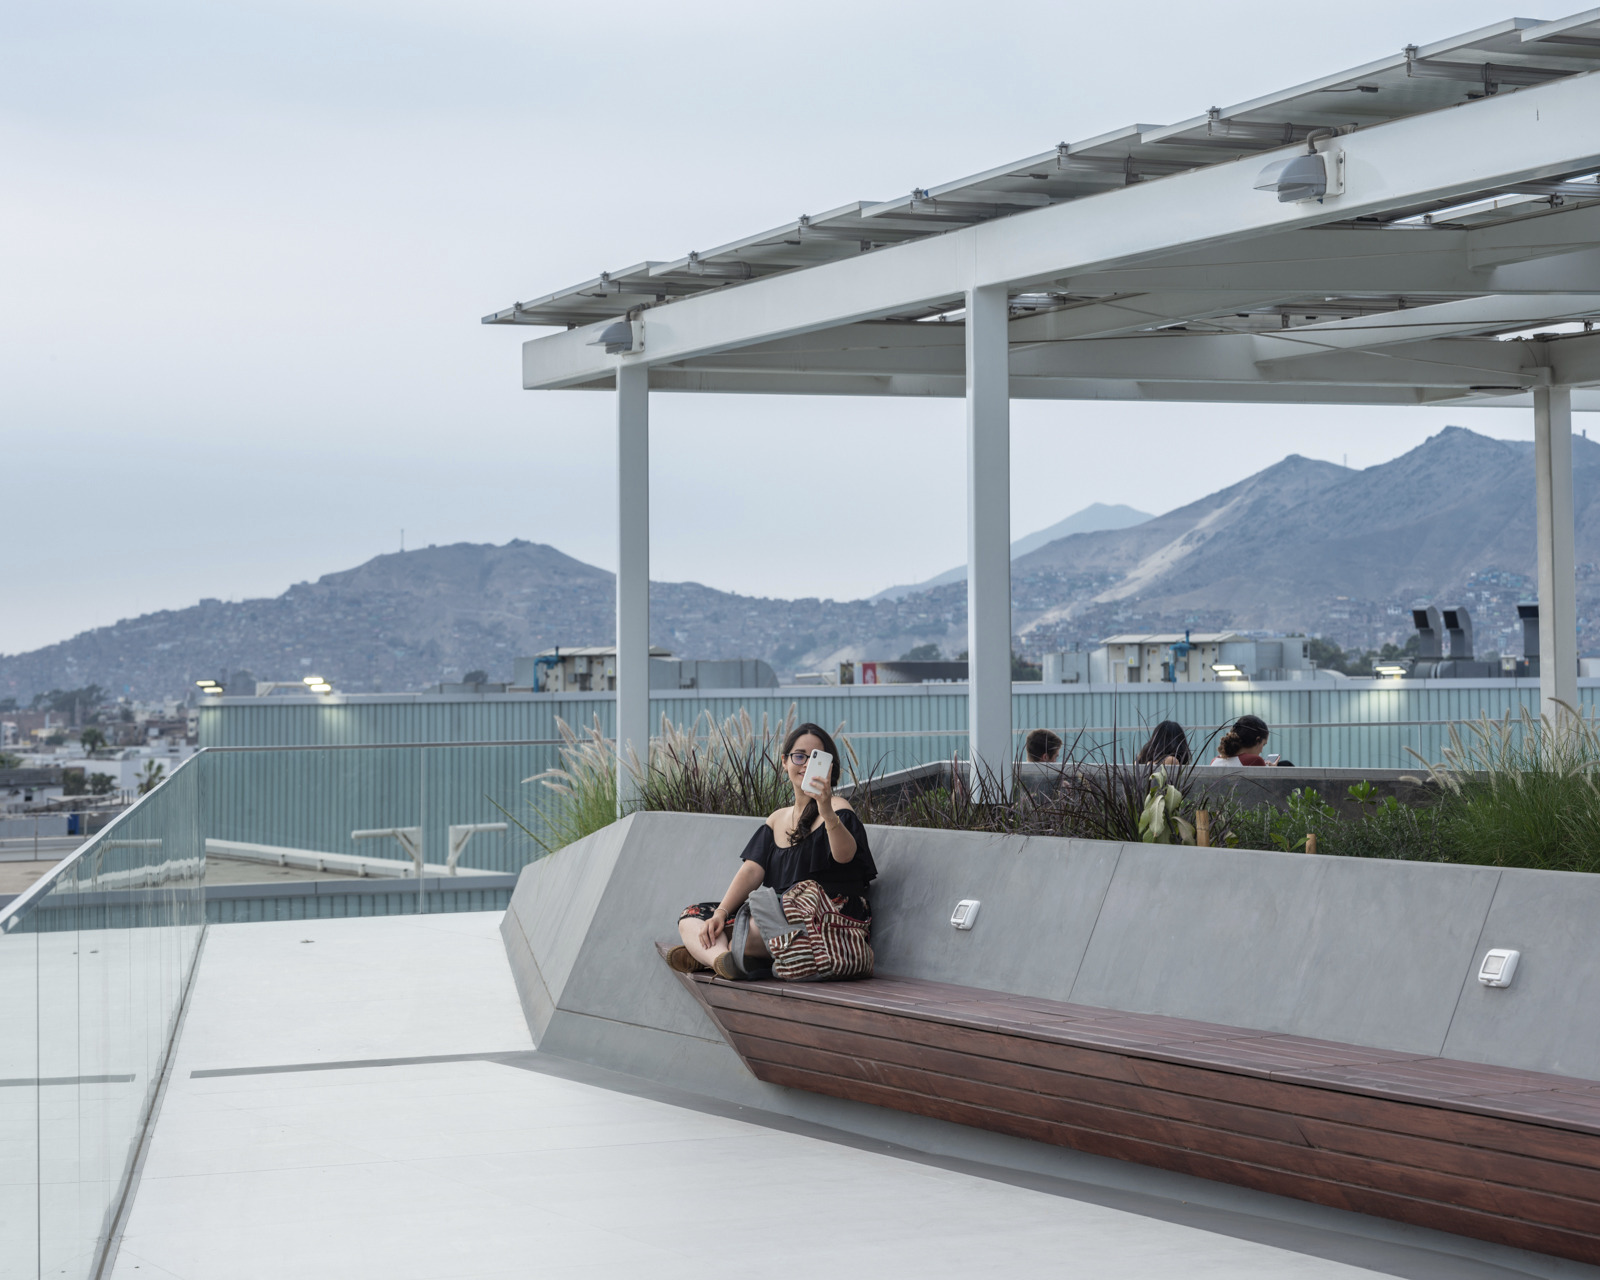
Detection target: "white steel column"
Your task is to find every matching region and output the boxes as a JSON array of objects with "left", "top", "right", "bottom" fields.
[
  {"left": 965, "top": 284, "right": 1013, "bottom": 784},
  {"left": 1534, "top": 385, "right": 1579, "bottom": 719},
  {"left": 615, "top": 361, "right": 651, "bottom": 809}
]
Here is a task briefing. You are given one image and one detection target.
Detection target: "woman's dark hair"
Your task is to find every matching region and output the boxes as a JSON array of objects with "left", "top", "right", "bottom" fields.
[
  {"left": 1137, "top": 720, "right": 1191, "bottom": 765},
  {"left": 1024, "top": 728, "right": 1063, "bottom": 762},
  {"left": 781, "top": 722, "right": 841, "bottom": 842},
  {"left": 1219, "top": 714, "right": 1269, "bottom": 757}
]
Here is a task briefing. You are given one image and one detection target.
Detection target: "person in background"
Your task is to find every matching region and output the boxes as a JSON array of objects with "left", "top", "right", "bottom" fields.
[
  {"left": 1137, "top": 720, "right": 1191, "bottom": 768},
  {"left": 1209, "top": 714, "right": 1273, "bottom": 766},
  {"left": 1025, "top": 728, "right": 1063, "bottom": 763}
]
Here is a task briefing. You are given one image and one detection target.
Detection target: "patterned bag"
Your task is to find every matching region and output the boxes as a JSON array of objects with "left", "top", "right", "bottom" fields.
[{"left": 766, "top": 879, "right": 874, "bottom": 982}]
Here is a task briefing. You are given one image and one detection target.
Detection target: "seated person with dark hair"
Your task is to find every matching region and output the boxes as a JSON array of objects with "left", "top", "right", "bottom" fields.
[
  {"left": 1025, "top": 728, "right": 1063, "bottom": 763},
  {"left": 1210, "top": 714, "right": 1275, "bottom": 766},
  {"left": 1137, "top": 720, "right": 1191, "bottom": 768}
]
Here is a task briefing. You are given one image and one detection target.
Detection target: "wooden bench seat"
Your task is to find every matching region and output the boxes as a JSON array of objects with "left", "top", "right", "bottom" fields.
[{"left": 663, "top": 952, "right": 1600, "bottom": 1264}]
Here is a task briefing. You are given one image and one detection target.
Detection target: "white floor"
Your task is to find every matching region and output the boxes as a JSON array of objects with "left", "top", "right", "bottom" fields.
[{"left": 112, "top": 912, "right": 1402, "bottom": 1280}]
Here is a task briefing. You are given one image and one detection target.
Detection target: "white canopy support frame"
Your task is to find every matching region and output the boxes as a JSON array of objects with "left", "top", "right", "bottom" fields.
[
  {"left": 446, "top": 823, "right": 507, "bottom": 875},
  {"left": 490, "top": 11, "right": 1600, "bottom": 768},
  {"left": 352, "top": 827, "right": 425, "bottom": 877}
]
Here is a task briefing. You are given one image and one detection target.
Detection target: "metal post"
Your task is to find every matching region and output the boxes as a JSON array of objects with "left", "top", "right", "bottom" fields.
[
  {"left": 965, "top": 284, "right": 1012, "bottom": 789},
  {"left": 616, "top": 361, "right": 651, "bottom": 811},
  {"left": 418, "top": 751, "right": 427, "bottom": 915},
  {"left": 1534, "top": 385, "right": 1578, "bottom": 719}
]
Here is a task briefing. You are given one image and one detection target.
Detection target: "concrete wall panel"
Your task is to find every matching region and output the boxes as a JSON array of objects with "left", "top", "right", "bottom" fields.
[
  {"left": 1068, "top": 844, "right": 1501, "bottom": 1055},
  {"left": 1441, "top": 867, "right": 1600, "bottom": 1079},
  {"left": 556, "top": 812, "right": 766, "bottom": 1040},
  {"left": 867, "top": 826, "right": 1121, "bottom": 1000},
  {"left": 507, "top": 815, "right": 629, "bottom": 1002}
]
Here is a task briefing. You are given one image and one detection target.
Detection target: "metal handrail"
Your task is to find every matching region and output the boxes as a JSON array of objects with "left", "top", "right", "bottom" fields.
[{"left": 202, "top": 739, "right": 565, "bottom": 751}]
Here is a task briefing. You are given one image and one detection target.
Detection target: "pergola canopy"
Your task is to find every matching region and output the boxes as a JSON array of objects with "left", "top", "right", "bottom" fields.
[
  {"left": 488, "top": 12, "right": 1600, "bottom": 788},
  {"left": 491, "top": 11, "right": 1600, "bottom": 410}
]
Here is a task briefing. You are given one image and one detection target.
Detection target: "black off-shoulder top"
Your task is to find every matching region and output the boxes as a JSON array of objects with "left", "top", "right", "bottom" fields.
[{"left": 738, "top": 808, "right": 877, "bottom": 899}]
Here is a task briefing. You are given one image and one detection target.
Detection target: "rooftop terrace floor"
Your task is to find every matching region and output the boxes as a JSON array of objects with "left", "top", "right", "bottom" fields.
[{"left": 112, "top": 913, "right": 1565, "bottom": 1279}]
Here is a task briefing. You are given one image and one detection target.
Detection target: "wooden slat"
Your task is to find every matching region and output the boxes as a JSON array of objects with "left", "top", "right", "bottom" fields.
[
  {"left": 716, "top": 1006, "right": 1600, "bottom": 1203},
  {"left": 699, "top": 982, "right": 1600, "bottom": 1169},
  {"left": 667, "top": 961, "right": 1600, "bottom": 1265},
  {"left": 753, "top": 1058, "right": 1600, "bottom": 1266},
  {"left": 733, "top": 1032, "right": 1600, "bottom": 1240}
]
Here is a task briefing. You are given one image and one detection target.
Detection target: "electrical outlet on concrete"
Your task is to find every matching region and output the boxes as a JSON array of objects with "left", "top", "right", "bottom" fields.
[
  {"left": 1479, "top": 948, "right": 1520, "bottom": 988},
  {"left": 950, "top": 899, "right": 980, "bottom": 931}
]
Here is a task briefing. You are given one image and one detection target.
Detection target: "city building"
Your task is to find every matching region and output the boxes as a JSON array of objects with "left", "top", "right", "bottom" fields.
[
  {"left": 512, "top": 648, "right": 776, "bottom": 693},
  {"left": 1041, "top": 634, "right": 1317, "bottom": 684}
]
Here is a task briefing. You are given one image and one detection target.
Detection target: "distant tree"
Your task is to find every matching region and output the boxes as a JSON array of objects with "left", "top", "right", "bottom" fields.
[
  {"left": 0, "top": 752, "right": 22, "bottom": 770},
  {"left": 62, "top": 769, "right": 88, "bottom": 797},
  {"left": 31, "top": 685, "right": 108, "bottom": 714},
  {"left": 88, "top": 772, "right": 116, "bottom": 796},
  {"left": 898, "top": 644, "right": 942, "bottom": 661},
  {"left": 136, "top": 761, "right": 166, "bottom": 795},
  {"left": 1307, "top": 637, "right": 1353, "bottom": 673},
  {"left": 80, "top": 727, "right": 107, "bottom": 755},
  {"left": 1011, "top": 652, "right": 1042, "bottom": 681},
  {"left": 462, "top": 670, "right": 489, "bottom": 684}
]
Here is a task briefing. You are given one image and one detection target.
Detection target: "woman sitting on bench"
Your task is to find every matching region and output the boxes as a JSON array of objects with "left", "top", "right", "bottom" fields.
[{"left": 668, "top": 722, "right": 877, "bottom": 982}]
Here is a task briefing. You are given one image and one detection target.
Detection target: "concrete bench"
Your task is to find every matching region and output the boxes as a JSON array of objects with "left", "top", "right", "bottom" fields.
[{"left": 664, "top": 952, "right": 1600, "bottom": 1266}]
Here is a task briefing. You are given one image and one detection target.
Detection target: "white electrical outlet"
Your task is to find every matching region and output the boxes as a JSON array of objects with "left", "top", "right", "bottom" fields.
[
  {"left": 950, "top": 899, "right": 981, "bottom": 930},
  {"left": 1478, "top": 948, "right": 1520, "bottom": 988}
]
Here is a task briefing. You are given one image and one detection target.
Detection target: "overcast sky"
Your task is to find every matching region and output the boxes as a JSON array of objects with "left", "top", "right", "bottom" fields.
[{"left": 3, "top": 0, "right": 1573, "bottom": 654}]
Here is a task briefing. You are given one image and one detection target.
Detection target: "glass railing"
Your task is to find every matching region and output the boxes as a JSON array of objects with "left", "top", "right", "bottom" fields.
[
  {"left": 200, "top": 742, "right": 561, "bottom": 876},
  {"left": 1, "top": 754, "right": 205, "bottom": 1280},
  {"left": 0, "top": 739, "right": 567, "bottom": 1279}
]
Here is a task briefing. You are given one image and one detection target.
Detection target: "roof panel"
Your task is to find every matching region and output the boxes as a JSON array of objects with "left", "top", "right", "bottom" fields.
[{"left": 486, "top": 10, "right": 1600, "bottom": 330}]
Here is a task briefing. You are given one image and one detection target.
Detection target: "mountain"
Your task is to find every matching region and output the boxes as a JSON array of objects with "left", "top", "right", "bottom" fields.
[
  {"left": 1011, "top": 426, "right": 1600, "bottom": 659},
  {"left": 0, "top": 540, "right": 968, "bottom": 701},
  {"left": 871, "top": 503, "right": 1152, "bottom": 601},
  {"left": 4, "top": 428, "right": 1597, "bottom": 702}
]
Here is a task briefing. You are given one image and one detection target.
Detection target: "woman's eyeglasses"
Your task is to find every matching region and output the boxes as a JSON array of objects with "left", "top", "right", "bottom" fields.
[{"left": 785, "top": 751, "right": 812, "bottom": 765}]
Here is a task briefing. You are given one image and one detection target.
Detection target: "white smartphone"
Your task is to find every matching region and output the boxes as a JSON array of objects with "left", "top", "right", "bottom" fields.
[{"left": 801, "top": 749, "right": 833, "bottom": 797}]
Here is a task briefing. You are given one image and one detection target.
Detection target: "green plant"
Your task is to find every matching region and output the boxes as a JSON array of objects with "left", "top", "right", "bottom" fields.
[
  {"left": 634, "top": 706, "right": 801, "bottom": 818},
  {"left": 503, "top": 703, "right": 829, "bottom": 855},
  {"left": 856, "top": 727, "right": 1218, "bottom": 847},
  {"left": 0, "top": 752, "right": 21, "bottom": 770},
  {"left": 1411, "top": 704, "right": 1600, "bottom": 873},
  {"left": 80, "top": 728, "right": 106, "bottom": 755},
  {"left": 492, "top": 716, "right": 620, "bottom": 854},
  {"left": 88, "top": 772, "right": 116, "bottom": 796},
  {"left": 1347, "top": 779, "right": 1379, "bottom": 809},
  {"left": 1137, "top": 768, "right": 1194, "bottom": 844},
  {"left": 136, "top": 761, "right": 165, "bottom": 795}
]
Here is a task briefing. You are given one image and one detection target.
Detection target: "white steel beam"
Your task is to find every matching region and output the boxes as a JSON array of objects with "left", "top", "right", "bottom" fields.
[
  {"left": 615, "top": 361, "right": 651, "bottom": 810},
  {"left": 965, "top": 284, "right": 1013, "bottom": 786},
  {"left": 631, "top": 366, "right": 1600, "bottom": 408},
  {"left": 1006, "top": 292, "right": 1296, "bottom": 341},
  {"left": 523, "top": 71, "right": 1600, "bottom": 390},
  {"left": 1060, "top": 210, "right": 1600, "bottom": 296},
  {"left": 670, "top": 329, "right": 1540, "bottom": 387},
  {"left": 1535, "top": 385, "right": 1579, "bottom": 720},
  {"left": 1254, "top": 294, "right": 1600, "bottom": 361}
]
